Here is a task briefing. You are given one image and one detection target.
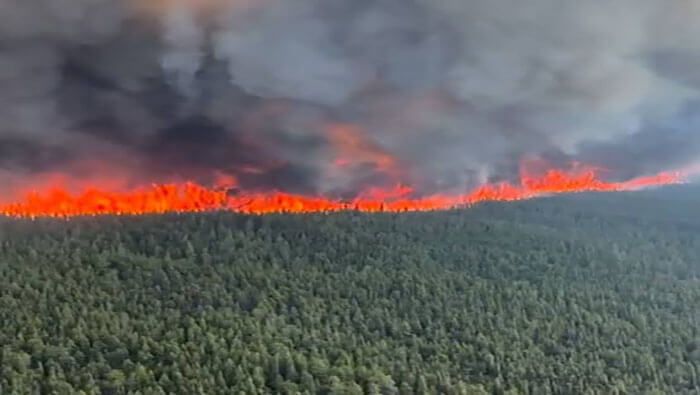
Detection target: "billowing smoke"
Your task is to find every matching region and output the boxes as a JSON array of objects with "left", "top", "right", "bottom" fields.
[{"left": 1, "top": 0, "right": 699, "bottom": 195}]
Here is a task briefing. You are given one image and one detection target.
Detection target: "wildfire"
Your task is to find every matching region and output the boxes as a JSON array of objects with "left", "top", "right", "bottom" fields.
[
  {"left": 325, "top": 123, "right": 402, "bottom": 178},
  {"left": 0, "top": 166, "right": 685, "bottom": 218}
]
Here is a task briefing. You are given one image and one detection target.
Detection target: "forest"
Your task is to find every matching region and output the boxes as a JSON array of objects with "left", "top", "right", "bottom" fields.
[{"left": 2, "top": 186, "right": 700, "bottom": 394}]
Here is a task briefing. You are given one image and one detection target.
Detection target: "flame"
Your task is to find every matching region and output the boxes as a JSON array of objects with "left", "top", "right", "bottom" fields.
[
  {"left": 0, "top": 165, "right": 685, "bottom": 218},
  {"left": 326, "top": 123, "right": 401, "bottom": 177}
]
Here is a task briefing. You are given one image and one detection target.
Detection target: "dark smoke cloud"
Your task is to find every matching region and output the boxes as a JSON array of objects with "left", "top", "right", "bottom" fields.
[
  {"left": 0, "top": 0, "right": 699, "bottom": 194},
  {"left": 580, "top": 100, "right": 700, "bottom": 180}
]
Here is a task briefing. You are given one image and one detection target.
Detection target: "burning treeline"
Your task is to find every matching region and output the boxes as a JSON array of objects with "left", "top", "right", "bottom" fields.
[
  {"left": 0, "top": 166, "right": 684, "bottom": 218},
  {"left": 1, "top": 0, "right": 700, "bottom": 217}
]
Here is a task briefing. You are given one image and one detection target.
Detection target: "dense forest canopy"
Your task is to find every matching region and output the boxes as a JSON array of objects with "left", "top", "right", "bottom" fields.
[{"left": 2, "top": 186, "right": 700, "bottom": 394}]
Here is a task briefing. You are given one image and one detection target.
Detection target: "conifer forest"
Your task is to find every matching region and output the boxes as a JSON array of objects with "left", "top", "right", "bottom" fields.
[{"left": 2, "top": 187, "right": 700, "bottom": 394}]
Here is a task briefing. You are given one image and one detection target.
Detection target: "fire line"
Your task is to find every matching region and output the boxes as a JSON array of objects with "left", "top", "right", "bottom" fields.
[{"left": 0, "top": 166, "right": 684, "bottom": 218}]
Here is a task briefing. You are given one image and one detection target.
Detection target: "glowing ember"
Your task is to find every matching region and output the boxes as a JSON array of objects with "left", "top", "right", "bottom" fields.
[{"left": 0, "top": 166, "right": 685, "bottom": 218}]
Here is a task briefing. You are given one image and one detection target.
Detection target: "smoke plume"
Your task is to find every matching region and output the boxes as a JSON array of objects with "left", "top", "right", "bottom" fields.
[{"left": 1, "top": 0, "right": 699, "bottom": 195}]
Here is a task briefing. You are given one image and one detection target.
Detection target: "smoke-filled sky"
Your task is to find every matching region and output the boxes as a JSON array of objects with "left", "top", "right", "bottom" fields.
[{"left": 1, "top": 0, "right": 699, "bottom": 195}]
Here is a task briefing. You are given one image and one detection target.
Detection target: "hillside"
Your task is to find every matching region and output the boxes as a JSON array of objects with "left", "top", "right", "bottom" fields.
[{"left": 2, "top": 186, "right": 700, "bottom": 394}]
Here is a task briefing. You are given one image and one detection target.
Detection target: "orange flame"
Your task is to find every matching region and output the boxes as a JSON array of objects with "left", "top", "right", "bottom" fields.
[
  {"left": 0, "top": 165, "right": 685, "bottom": 218},
  {"left": 326, "top": 123, "right": 401, "bottom": 177}
]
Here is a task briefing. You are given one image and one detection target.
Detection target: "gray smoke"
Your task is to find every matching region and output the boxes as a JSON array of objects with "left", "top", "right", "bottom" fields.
[
  {"left": 0, "top": 0, "right": 699, "bottom": 195},
  {"left": 161, "top": 2, "right": 205, "bottom": 96}
]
